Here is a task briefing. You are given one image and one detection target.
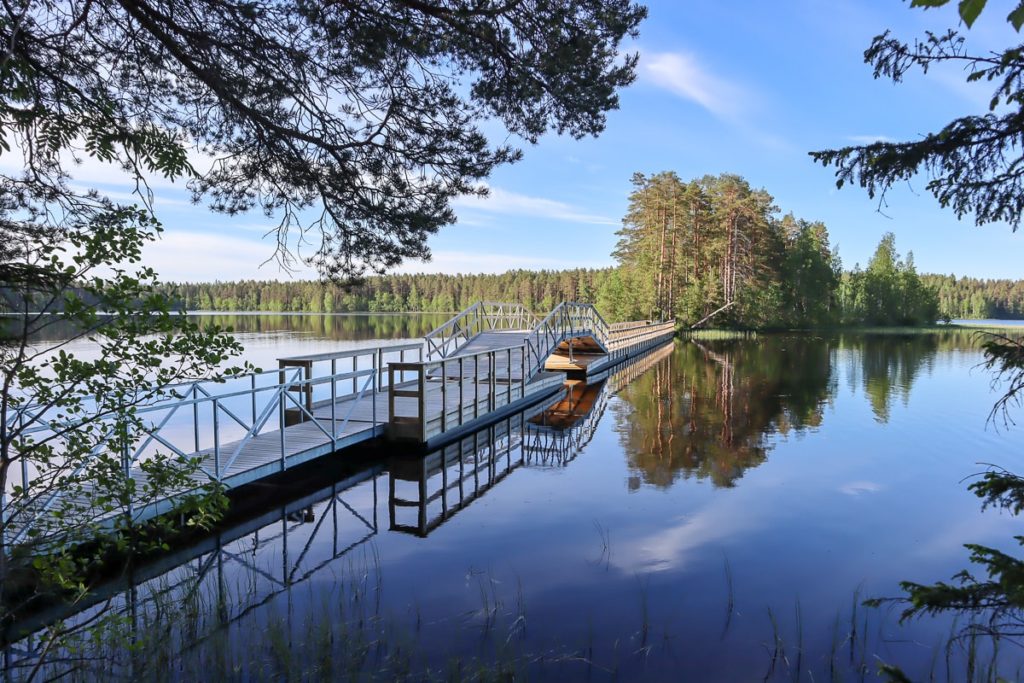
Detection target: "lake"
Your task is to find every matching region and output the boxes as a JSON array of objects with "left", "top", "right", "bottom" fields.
[{"left": 10, "top": 315, "right": 1024, "bottom": 681}]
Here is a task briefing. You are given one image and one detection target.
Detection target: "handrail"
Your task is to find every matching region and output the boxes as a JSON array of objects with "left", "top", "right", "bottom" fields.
[
  {"left": 277, "top": 341, "right": 423, "bottom": 364},
  {"left": 524, "top": 302, "right": 612, "bottom": 378},
  {"left": 4, "top": 359, "right": 387, "bottom": 550},
  {"left": 423, "top": 301, "right": 538, "bottom": 359}
]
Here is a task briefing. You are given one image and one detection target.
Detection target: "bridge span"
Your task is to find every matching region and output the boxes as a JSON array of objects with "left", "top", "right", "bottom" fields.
[{"left": 4, "top": 302, "right": 673, "bottom": 551}]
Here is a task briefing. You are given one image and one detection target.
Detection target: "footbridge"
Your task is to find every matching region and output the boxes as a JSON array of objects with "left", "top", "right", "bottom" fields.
[
  {"left": 2, "top": 302, "right": 672, "bottom": 554},
  {"left": 387, "top": 301, "right": 675, "bottom": 443}
]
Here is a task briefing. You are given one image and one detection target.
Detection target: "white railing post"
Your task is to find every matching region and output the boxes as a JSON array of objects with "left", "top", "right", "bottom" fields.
[
  {"left": 440, "top": 359, "right": 448, "bottom": 433},
  {"left": 192, "top": 384, "right": 200, "bottom": 454},
  {"left": 331, "top": 359, "right": 337, "bottom": 438},
  {"left": 417, "top": 366, "right": 427, "bottom": 441},
  {"left": 458, "top": 357, "right": 465, "bottom": 426},
  {"left": 488, "top": 352, "right": 496, "bottom": 411},
  {"left": 279, "top": 387, "right": 286, "bottom": 472},
  {"left": 212, "top": 398, "right": 221, "bottom": 481}
]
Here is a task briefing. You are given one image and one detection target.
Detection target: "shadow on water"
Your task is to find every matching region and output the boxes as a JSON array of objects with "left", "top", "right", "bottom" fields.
[{"left": 3, "top": 330, "right": 1016, "bottom": 681}]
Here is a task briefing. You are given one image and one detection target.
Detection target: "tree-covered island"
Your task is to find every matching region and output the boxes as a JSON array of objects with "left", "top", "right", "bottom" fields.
[{"left": 165, "top": 170, "right": 955, "bottom": 329}]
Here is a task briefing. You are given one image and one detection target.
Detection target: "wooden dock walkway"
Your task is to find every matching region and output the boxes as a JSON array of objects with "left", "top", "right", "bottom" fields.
[{"left": 3, "top": 301, "right": 674, "bottom": 552}]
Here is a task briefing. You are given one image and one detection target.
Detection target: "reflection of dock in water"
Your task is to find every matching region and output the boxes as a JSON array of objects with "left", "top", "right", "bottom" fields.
[
  {"left": 523, "top": 341, "right": 677, "bottom": 468},
  {"left": 389, "top": 411, "right": 532, "bottom": 537},
  {"left": 5, "top": 302, "right": 674, "bottom": 554},
  {"left": 5, "top": 464, "right": 383, "bottom": 676},
  {"left": 389, "top": 340, "right": 677, "bottom": 535}
]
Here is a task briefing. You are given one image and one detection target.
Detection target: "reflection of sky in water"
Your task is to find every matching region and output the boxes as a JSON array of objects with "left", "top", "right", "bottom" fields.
[{"left": 15, "top": 321, "right": 1024, "bottom": 680}]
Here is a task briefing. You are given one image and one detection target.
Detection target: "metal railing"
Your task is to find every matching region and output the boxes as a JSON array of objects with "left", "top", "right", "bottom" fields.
[
  {"left": 389, "top": 416, "right": 524, "bottom": 537},
  {"left": 523, "top": 340, "right": 677, "bottom": 467},
  {"left": 524, "top": 302, "right": 613, "bottom": 375},
  {"left": 524, "top": 302, "right": 676, "bottom": 377},
  {"left": 387, "top": 342, "right": 530, "bottom": 442},
  {"left": 388, "top": 302, "right": 676, "bottom": 442},
  {"left": 423, "top": 301, "right": 538, "bottom": 359},
  {"left": 4, "top": 469, "right": 381, "bottom": 679},
  {"left": 2, "top": 343, "right": 418, "bottom": 553}
]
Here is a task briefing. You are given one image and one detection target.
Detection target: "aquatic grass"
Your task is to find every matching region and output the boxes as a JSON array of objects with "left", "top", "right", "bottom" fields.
[
  {"left": 721, "top": 555, "right": 735, "bottom": 640},
  {"left": 636, "top": 574, "right": 650, "bottom": 651},
  {"left": 681, "top": 328, "right": 759, "bottom": 341},
  {"left": 765, "top": 605, "right": 787, "bottom": 680},
  {"left": 592, "top": 519, "right": 612, "bottom": 570},
  {"left": 14, "top": 557, "right": 1024, "bottom": 682},
  {"left": 794, "top": 598, "right": 804, "bottom": 683}
]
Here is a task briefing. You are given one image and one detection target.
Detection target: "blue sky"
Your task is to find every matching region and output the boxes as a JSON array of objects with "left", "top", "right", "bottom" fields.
[{"left": 61, "top": 1, "right": 1024, "bottom": 281}]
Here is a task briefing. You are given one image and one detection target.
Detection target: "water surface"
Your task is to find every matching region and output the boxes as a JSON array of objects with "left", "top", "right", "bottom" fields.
[{"left": 12, "top": 317, "right": 1024, "bottom": 681}]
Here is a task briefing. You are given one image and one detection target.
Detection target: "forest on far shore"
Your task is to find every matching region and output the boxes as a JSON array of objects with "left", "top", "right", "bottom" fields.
[
  {"left": 164, "top": 266, "right": 1023, "bottom": 324},
  {"left": 162, "top": 172, "right": 1022, "bottom": 327}
]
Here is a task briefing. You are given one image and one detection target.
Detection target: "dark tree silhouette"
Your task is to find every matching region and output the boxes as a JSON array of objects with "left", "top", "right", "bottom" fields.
[{"left": 1, "top": 0, "right": 645, "bottom": 280}]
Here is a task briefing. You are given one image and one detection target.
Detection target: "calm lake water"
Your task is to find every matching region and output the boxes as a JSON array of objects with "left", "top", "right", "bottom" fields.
[{"left": 14, "top": 315, "right": 1024, "bottom": 681}]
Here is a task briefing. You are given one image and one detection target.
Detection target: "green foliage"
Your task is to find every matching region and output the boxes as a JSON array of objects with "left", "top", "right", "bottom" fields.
[
  {"left": 909, "top": 0, "right": 1024, "bottom": 31},
  {"left": 812, "top": 2, "right": 1024, "bottom": 231},
  {"left": 605, "top": 171, "right": 842, "bottom": 327},
  {"left": 919, "top": 274, "right": 1024, "bottom": 320},
  {"left": 155, "top": 269, "right": 621, "bottom": 317},
  {"left": 0, "top": 0, "right": 646, "bottom": 280},
  {"left": 613, "top": 336, "right": 834, "bottom": 489},
  {"left": 0, "top": 209, "right": 247, "bottom": 663},
  {"left": 840, "top": 233, "right": 940, "bottom": 326}
]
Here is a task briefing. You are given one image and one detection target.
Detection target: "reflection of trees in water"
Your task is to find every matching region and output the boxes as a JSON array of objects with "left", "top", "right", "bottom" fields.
[
  {"left": 840, "top": 334, "right": 939, "bottom": 423},
  {"left": 200, "top": 312, "right": 449, "bottom": 340},
  {"left": 615, "top": 333, "right": 968, "bottom": 489},
  {"left": 613, "top": 337, "right": 835, "bottom": 489},
  {"left": 23, "top": 312, "right": 450, "bottom": 343}
]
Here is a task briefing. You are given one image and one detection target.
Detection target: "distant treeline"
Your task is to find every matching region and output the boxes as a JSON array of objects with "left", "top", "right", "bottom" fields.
[
  {"left": 921, "top": 275, "right": 1024, "bottom": 320},
  {"left": 161, "top": 270, "right": 614, "bottom": 316},
  {"left": 157, "top": 172, "right": 1024, "bottom": 325},
  {"left": 163, "top": 266, "right": 1024, "bottom": 324}
]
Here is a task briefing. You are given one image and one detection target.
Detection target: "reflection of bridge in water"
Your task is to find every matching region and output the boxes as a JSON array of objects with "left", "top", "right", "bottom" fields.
[
  {"left": 3, "top": 339, "right": 676, "bottom": 678},
  {"left": 3, "top": 464, "right": 383, "bottom": 679},
  {"left": 388, "top": 341, "right": 677, "bottom": 535}
]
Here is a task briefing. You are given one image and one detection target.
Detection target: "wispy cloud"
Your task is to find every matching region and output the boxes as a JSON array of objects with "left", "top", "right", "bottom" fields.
[
  {"left": 142, "top": 231, "right": 312, "bottom": 281},
  {"left": 452, "top": 186, "right": 617, "bottom": 226},
  {"left": 642, "top": 51, "right": 750, "bottom": 120},
  {"left": 66, "top": 183, "right": 193, "bottom": 208},
  {"left": 640, "top": 50, "right": 791, "bottom": 150},
  {"left": 398, "top": 249, "right": 597, "bottom": 275}
]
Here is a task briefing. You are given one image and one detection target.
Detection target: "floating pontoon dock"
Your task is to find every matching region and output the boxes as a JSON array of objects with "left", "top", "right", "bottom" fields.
[{"left": 4, "top": 302, "right": 674, "bottom": 549}]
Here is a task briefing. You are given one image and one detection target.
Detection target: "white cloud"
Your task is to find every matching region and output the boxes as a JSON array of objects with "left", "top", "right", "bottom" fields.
[
  {"left": 452, "top": 187, "right": 617, "bottom": 226},
  {"left": 142, "top": 232, "right": 598, "bottom": 280},
  {"left": 642, "top": 51, "right": 749, "bottom": 120},
  {"left": 65, "top": 183, "right": 193, "bottom": 208},
  {"left": 142, "top": 231, "right": 315, "bottom": 281},
  {"left": 397, "top": 249, "right": 597, "bottom": 275},
  {"left": 608, "top": 502, "right": 764, "bottom": 574}
]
